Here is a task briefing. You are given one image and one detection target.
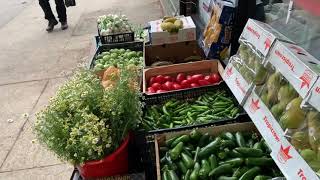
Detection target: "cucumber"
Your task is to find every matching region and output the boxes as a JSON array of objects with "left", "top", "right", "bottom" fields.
[
  {"left": 235, "top": 132, "right": 246, "bottom": 147},
  {"left": 219, "top": 158, "right": 244, "bottom": 167},
  {"left": 168, "top": 170, "right": 179, "bottom": 180},
  {"left": 245, "top": 157, "right": 274, "bottom": 166},
  {"left": 199, "top": 137, "right": 222, "bottom": 158},
  {"left": 232, "top": 167, "right": 249, "bottom": 178},
  {"left": 234, "top": 147, "right": 264, "bottom": 157},
  {"left": 254, "top": 175, "right": 272, "bottom": 180},
  {"left": 162, "top": 170, "right": 170, "bottom": 180},
  {"left": 209, "top": 154, "right": 218, "bottom": 169},
  {"left": 171, "top": 135, "right": 190, "bottom": 148},
  {"left": 190, "top": 162, "right": 200, "bottom": 180},
  {"left": 220, "top": 132, "right": 236, "bottom": 142},
  {"left": 177, "top": 160, "right": 188, "bottom": 174},
  {"left": 208, "top": 164, "right": 233, "bottom": 177},
  {"left": 198, "top": 133, "right": 210, "bottom": 147},
  {"left": 239, "top": 167, "right": 261, "bottom": 180},
  {"left": 218, "top": 176, "right": 237, "bottom": 180},
  {"left": 199, "top": 159, "right": 211, "bottom": 179}
]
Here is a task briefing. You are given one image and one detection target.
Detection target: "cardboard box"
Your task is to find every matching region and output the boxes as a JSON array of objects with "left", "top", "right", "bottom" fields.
[
  {"left": 243, "top": 91, "right": 319, "bottom": 179},
  {"left": 144, "top": 41, "right": 205, "bottom": 67},
  {"left": 222, "top": 60, "right": 252, "bottom": 105},
  {"left": 198, "top": 0, "right": 213, "bottom": 25},
  {"left": 303, "top": 77, "right": 320, "bottom": 112},
  {"left": 154, "top": 122, "right": 258, "bottom": 180},
  {"left": 149, "top": 16, "right": 196, "bottom": 45},
  {"left": 143, "top": 60, "right": 224, "bottom": 94},
  {"left": 267, "top": 41, "right": 320, "bottom": 99},
  {"left": 240, "top": 19, "right": 293, "bottom": 57}
]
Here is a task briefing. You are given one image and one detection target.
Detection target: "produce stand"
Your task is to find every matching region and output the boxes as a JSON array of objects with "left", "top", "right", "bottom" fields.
[{"left": 31, "top": 2, "right": 320, "bottom": 179}]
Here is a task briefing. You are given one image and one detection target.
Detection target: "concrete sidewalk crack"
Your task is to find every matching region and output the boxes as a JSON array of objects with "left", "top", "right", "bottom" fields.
[
  {"left": 0, "top": 79, "right": 50, "bottom": 169},
  {"left": 0, "top": 75, "right": 71, "bottom": 87},
  {"left": 0, "top": 163, "right": 66, "bottom": 173}
]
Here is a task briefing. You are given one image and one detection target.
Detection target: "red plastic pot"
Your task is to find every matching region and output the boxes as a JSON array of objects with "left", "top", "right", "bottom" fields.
[{"left": 77, "top": 135, "right": 130, "bottom": 179}]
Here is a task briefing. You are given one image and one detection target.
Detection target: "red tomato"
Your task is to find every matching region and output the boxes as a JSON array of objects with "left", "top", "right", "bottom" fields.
[
  {"left": 147, "top": 87, "right": 156, "bottom": 93},
  {"left": 162, "top": 81, "right": 174, "bottom": 91},
  {"left": 190, "top": 83, "right": 200, "bottom": 88},
  {"left": 191, "top": 74, "right": 205, "bottom": 82},
  {"left": 204, "top": 75, "right": 214, "bottom": 83},
  {"left": 176, "top": 73, "right": 186, "bottom": 83},
  {"left": 151, "top": 83, "right": 162, "bottom": 91},
  {"left": 149, "top": 77, "right": 156, "bottom": 86},
  {"left": 156, "top": 89, "right": 167, "bottom": 93},
  {"left": 198, "top": 79, "right": 210, "bottom": 86},
  {"left": 180, "top": 80, "right": 190, "bottom": 89},
  {"left": 211, "top": 73, "right": 221, "bottom": 84},
  {"left": 187, "top": 75, "right": 195, "bottom": 83},
  {"left": 173, "top": 83, "right": 182, "bottom": 90},
  {"left": 164, "top": 75, "right": 173, "bottom": 82},
  {"left": 155, "top": 75, "right": 165, "bottom": 84}
]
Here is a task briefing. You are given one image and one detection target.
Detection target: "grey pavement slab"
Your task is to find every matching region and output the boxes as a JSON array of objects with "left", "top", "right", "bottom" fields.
[
  {"left": 0, "top": 77, "right": 68, "bottom": 171},
  {"left": 0, "top": 163, "right": 73, "bottom": 180},
  {"left": 0, "top": 80, "right": 47, "bottom": 167}
]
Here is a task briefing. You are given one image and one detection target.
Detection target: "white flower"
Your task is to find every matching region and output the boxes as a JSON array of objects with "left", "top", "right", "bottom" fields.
[
  {"left": 74, "top": 153, "right": 77, "bottom": 157},
  {"left": 106, "top": 144, "right": 111, "bottom": 148}
]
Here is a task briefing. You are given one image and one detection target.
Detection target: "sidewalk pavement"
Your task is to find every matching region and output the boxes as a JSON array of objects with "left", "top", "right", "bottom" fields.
[{"left": 0, "top": 0, "right": 162, "bottom": 179}]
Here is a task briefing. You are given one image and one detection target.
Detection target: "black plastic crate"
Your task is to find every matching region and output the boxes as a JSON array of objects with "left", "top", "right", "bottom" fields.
[
  {"left": 99, "top": 32, "right": 135, "bottom": 44},
  {"left": 89, "top": 41, "right": 144, "bottom": 69},
  {"left": 98, "top": 25, "right": 135, "bottom": 44},
  {"left": 140, "top": 82, "right": 248, "bottom": 134}
]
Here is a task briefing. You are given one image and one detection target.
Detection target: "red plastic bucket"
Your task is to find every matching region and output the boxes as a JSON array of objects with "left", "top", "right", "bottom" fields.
[{"left": 78, "top": 135, "right": 130, "bottom": 178}]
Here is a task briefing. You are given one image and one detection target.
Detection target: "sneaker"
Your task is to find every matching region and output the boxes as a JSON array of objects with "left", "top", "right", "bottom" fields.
[
  {"left": 61, "top": 21, "right": 68, "bottom": 30},
  {"left": 46, "top": 19, "right": 58, "bottom": 32}
]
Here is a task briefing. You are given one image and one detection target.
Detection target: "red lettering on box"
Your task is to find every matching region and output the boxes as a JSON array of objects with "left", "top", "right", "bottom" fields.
[
  {"left": 235, "top": 77, "right": 246, "bottom": 95},
  {"left": 316, "top": 86, "right": 320, "bottom": 93},
  {"left": 275, "top": 50, "right": 295, "bottom": 72},
  {"left": 277, "top": 145, "right": 292, "bottom": 164},
  {"left": 264, "top": 38, "right": 271, "bottom": 50},
  {"left": 225, "top": 66, "right": 233, "bottom": 77},
  {"left": 246, "top": 26, "right": 260, "bottom": 39},
  {"left": 263, "top": 116, "right": 280, "bottom": 142},
  {"left": 299, "top": 69, "right": 313, "bottom": 89},
  {"left": 249, "top": 98, "right": 260, "bottom": 114},
  {"left": 297, "top": 169, "right": 307, "bottom": 180}
]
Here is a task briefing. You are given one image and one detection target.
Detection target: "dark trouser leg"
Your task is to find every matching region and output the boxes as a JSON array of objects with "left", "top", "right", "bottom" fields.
[
  {"left": 39, "top": 0, "right": 56, "bottom": 21},
  {"left": 55, "top": 0, "right": 67, "bottom": 22}
]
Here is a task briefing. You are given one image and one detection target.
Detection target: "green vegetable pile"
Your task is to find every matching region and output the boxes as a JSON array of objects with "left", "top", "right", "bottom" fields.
[
  {"left": 34, "top": 69, "right": 142, "bottom": 164},
  {"left": 93, "top": 48, "right": 143, "bottom": 71},
  {"left": 141, "top": 90, "right": 240, "bottom": 130},
  {"left": 160, "top": 130, "right": 282, "bottom": 180}
]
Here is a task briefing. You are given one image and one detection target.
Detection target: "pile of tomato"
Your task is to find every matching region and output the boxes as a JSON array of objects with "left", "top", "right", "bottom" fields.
[{"left": 147, "top": 72, "right": 221, "bottom": 94}]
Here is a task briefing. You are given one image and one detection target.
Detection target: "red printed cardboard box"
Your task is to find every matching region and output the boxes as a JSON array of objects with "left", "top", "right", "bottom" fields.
[
  {"left": 222, "top": 56, "right": 252, "bottom": 105},
  {"left": 304, "top": 77, "right": 320, "bottom": 112},
  {"left": 240, "top": 19, "right": 293, "bottom": 58},
  {"left": 243, "top": 91, "right": 319, "bottom": 179},
  {"left": 267, "top": 41, "right": 320, "bottom": 99},
  {"left": 149, "top": 16, "right": 196, "bottom": 45}
]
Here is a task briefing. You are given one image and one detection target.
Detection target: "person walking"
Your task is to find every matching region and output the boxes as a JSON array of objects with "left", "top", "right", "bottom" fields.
[{"left": 39, "top": 0, "right": 68, "bottom": 32}]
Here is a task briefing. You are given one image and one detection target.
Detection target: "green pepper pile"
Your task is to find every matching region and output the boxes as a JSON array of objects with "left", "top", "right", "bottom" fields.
[
  {"left": 141, "top": 90, "right": 240, "bottom": 130},
  {"left": 160, "top": 130, "right": 282, "bottom": 180}
]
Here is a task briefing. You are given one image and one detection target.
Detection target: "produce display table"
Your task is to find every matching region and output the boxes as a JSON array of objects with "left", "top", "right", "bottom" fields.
[{"left": 32, "top": 4, "right": 319, "bottom": 180}]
